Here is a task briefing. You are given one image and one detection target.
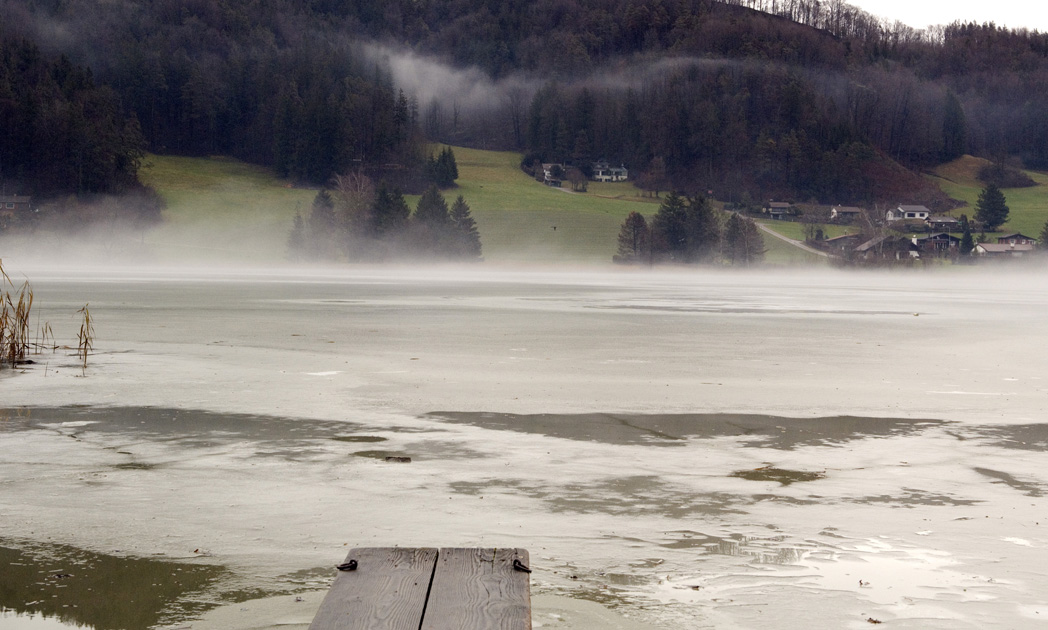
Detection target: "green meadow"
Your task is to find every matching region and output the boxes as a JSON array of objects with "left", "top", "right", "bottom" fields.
[
  {"left": 139, "top": 155, "right": 316, "bottom": 263},
  {"left": 927, "top": 156, "right": 1048, "bottom": 238},
  {"left": 139, "top": 149, "right": 1045, "bottom": 267}
]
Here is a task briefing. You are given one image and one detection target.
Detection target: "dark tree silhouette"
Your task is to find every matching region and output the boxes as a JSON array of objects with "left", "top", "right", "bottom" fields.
[
  {"left": 614, "top": 211, "right": 650, "bottom": 264},
  {"left": 975, "top": 183, "right": 1009, "bottom": 232}
]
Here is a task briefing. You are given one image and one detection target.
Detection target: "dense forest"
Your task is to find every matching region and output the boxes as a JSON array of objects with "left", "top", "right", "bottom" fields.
[{"left": 1, "top": 0, "right": 1047, "bottom": 207}]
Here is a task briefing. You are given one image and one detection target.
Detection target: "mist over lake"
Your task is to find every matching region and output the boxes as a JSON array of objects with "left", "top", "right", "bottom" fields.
[{"left": 3, "top": 264, "right": 1047, "bottom": 629}]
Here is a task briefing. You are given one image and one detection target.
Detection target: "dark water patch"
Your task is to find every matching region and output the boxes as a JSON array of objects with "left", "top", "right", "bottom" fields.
[
  {"left": 451, "top": 477, "right": 745, "bottom": 516},
  {"left": 0, "top": 539, "right": 227, "bottom": 630},
  {"left": 658, "top": 531, "right": 806, "bottom": 565},
  {"left": 966, "top": 424, "right": 1048, "bottom": 451},
  {"left": 353, "top": 450, "right": 414, "bottom": 461},
  {"left": 113, "top": 462, "right": 156, "bottom": 470},
  {"left": 0, "top": 407, "right": 442, "bottom": 466},
  {"left": 730, "top": 466, "right": 825, "bottom": 485},
  {"left": 974, "top": 467, "right": 1046, "bottom": 497},
  {"left": 427, "top": 412, "right": 947, "bottom": 450},
  {"left": 847, "top": 488, "right": 981, "bottom": 507},
  {"left": 0, "top": 406, "right": 431, "bottom": 443},
  {"left": 549, "top": 477, "right": 747, "bottom": 518}
]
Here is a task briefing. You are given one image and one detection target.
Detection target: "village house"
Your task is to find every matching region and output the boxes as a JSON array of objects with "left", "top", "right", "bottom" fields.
[
  {"left": 764, "top": 201, "right": 793, "bottom": 220},
  {"left": 0, "top": 195, "right": 31, "bottom": 227},
  {"left": 912, "top": 232, "right": 960, "bottom": 255},
  {"left": 853, "top": 234, "right": 915, "bottom": 261},
  {"left": 0, "top": 194, "right": 31, "bottom": 215},
  {"left": 975, "top": 242, "right": 1036, "bottom": 257},
  {"left": 997, "top": 232, "right": 1037, "bottom": 246},
  {"left": 926, "top": 215, "right": 961, "bottom": 232},
  {"left": 829, "top": 206, "right": 863, "bottom": 224},
  {"left": 886, "top": 204, "right": 931, "bottom": 222},
  {"left": 540, "top": 163, "right": 564, "bottom": 188},
  {"left": 820, "top": 233, "right": 865, "bottom": 255},
  {"left": 590, "top": 160, "right": 628, "bottom": 182}
]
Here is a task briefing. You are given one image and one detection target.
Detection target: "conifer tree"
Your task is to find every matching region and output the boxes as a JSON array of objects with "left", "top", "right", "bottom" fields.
[
  {"left": 412, "top": 185, "right": 451, "bottom": 254},
  {"left": 614, "top": 211, "right": 650, "bottom": 264},
  {"left": 975, "top": 183, "right": 1009, "bottom": 232},
  {"left": 370, "top": 183, "right": 410, "bottom": 239},
  {"left": 449, "top": 195, "right": 482, "bottom": 259},
  {"left": 307, "top": 190, "right": 338, "bottom": 259},
  {"left": 960, "top": 217, "right": 975, "bottom": 256}
]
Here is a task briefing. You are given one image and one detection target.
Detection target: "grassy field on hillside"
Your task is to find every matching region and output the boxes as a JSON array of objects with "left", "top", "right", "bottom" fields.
[
  {"left": 139, "top": 148, "right": 842, "bottom": 265},
  {"left": 448, "top": 147, "right": 660, "bottom": 263},
  {"left": 140, "top": 155, "right": 316, "bottom": 263},
  {"left": 928, "top": 156, "right": 1048, "bottom": 238}
]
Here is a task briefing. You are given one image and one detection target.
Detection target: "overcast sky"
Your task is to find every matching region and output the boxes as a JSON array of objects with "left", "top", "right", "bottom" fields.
[{"left": 846, "top": 0, "right": 1048, "bottom": 31}]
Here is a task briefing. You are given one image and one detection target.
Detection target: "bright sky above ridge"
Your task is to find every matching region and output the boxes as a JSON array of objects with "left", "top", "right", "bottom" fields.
[{"left": 847, "top": 0, "right": 1048, "bottom": 31}]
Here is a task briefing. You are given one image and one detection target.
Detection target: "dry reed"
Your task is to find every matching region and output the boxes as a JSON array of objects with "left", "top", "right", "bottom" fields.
[
  {"left": 1, "top": 259, "right": 89, "bottom": 371},
  {"left": 1, "top": 259, "right": 32, "bottom": 368},
  {"left": 77, "top": 304, "right": 93, "bottom": 371}
]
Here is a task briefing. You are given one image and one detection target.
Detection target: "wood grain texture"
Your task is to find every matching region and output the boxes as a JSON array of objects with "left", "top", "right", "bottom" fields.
[
  {"left": 420, "top": 548, "right": 531, "bottom": 630},
  {"left": 308, "top": 547, "right": 438, "bottom": 630}
]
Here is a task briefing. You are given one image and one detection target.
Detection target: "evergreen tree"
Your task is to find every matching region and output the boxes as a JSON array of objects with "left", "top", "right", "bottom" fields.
[
  {"left": 287, "top": 212, "right": 306, "bottom": 261},
  {"left": 960, "top": 218, "right": 975, "bottom": 256},
  {"left": 975, "top": 183, "right": 1009, "bottom": 232},
  {"left": 449, "top": 195, "right": 482, "bottom": 260},
  {"left": 307, "top": 190, "right": 338, "bottom": 259},
  {"left": 683, "top": 195, "right": 721, "bottom": 262},
  {"left": 412, "top": 185, "right": 451, "bottom": 254},
  {"left": 650, "top": 192, "right": 689, "bottom": 261},
  {"left": 614, "top": 211, "right": 650, "bottom": 264},
  {"left": 428, "top": 147, "right": 459, "bottom": 188},
  {"left": 370, "top": 183, "right": 410, "bottom": 240},
  {"left": 1039, "top": 219, "right": 1048, "bottom": 251}
]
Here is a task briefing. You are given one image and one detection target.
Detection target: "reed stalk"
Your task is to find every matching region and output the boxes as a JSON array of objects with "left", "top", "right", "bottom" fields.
[{"left": 77, "top": 304, "right": 93, "bottom": 371}]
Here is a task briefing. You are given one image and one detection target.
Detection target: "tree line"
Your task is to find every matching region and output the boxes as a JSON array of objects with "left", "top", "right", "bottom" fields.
[
  {"left": 5, "top": 0, "right": 1048, "bottom": 209},
  {"left": 0, "top": 32, "right": 147, "bottom": 197},
  {"left": 288, "top": 173, "right": 481, "bottom": 262},
  {"left": 615, "top": 193, "right": 764, "bottom": 265}
]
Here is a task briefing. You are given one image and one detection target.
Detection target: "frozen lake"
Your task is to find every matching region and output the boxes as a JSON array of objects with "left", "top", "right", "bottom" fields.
[{"left": 2, "top": 264, "right": 1048, "bottom": 629}]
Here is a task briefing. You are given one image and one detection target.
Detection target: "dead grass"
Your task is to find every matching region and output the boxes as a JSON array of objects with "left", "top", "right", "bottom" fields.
[
  {"left": 0, "top": 260, "right": 32, "bottom": 367},
  {"left": 1, "top": 259, "right": 90, "bottom": 371},
  {"left": 931, "top": 155, "right": 994, "bottom": 188}
]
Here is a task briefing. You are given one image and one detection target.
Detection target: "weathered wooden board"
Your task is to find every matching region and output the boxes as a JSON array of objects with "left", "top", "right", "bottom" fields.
[
  {"left": 420, "top": 548, "right": 532, "bottom": 630},
  {"left": 308, "top": 547, "right": 438, "bottom": 630}
]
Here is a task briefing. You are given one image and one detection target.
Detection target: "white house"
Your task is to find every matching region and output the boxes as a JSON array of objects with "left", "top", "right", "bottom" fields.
[
  {"left": 885, "top": 205, "right": 930, "bottom": 222},
  {"left": 591, "top": 160, "right": 628, "bottom": 182}
]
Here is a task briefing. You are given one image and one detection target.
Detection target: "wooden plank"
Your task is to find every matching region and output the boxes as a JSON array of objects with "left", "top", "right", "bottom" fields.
[
  {"left": 420, "top": 548, "right": 531, "bottom": 630},
  {"left": 308, "top": 547, "right": 438, "bottom": 630}
]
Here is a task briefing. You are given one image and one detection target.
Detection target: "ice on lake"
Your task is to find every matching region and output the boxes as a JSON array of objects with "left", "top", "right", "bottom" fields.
[{"left": 2, "top": 264, "right": 1047, "bottom": 629}]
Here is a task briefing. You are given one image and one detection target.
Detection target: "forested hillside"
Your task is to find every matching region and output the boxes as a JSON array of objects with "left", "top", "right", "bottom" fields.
[{"left": 2, "top": 0, "right": 1047, "bottom": 206}]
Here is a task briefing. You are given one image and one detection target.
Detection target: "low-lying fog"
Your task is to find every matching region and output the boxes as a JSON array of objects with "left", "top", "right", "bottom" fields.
[{"left": 2, "top": 264, "right": 1047, "bottom": 629}]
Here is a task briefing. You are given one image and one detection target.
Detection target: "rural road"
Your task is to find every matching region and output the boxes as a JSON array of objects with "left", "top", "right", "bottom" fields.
[{"left": 755, "top": 221, "right": 829, "bottom": 257}]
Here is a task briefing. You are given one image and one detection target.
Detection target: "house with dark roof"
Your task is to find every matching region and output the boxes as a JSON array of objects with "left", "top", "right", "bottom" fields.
[
  {"left": 590, "top": 160, "right": 628, "bottom": 182},
  {"left": 997, "top": 233, "right": 1037, "bottom": 246},
  {"left": 912, "top": 232, "right": 960, "bottom": 255},
  {"left": 829, "top": 206, "right": 863, "bottom": 224},
  {"left": 926, "top": 215, "right": 961, "bottom": 232},
  {"left": 0, "top": 195, "right": 31, "bottom": 215},
  {"left": 764, "top": 201, "right": 793, "bottom": 220}
]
